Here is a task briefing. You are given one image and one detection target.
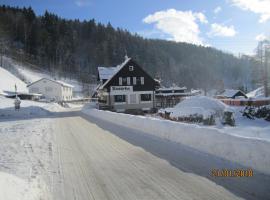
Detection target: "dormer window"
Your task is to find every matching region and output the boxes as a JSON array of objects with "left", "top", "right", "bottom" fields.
[
  {"left": 119, "top": 77, "right": 122, "bottom": 85},
  {"left": 129, "top": 66, "right": 134, "bottom": 71}
]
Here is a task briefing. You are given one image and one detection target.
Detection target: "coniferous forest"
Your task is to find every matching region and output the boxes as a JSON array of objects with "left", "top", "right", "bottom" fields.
[{"left": 0, "top": 5, "right": 260, "bottom": 91}]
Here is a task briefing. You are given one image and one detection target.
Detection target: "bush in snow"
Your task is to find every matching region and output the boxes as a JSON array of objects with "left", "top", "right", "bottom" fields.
[
  {"left": 222, "top": 111, "right": 235, "bottom": 126},
  {"left": 203, "top": 115, "right": 216, "bottom": 125},
  {"left": 242, "top": 106, "right": 270, "bottom": 122}
]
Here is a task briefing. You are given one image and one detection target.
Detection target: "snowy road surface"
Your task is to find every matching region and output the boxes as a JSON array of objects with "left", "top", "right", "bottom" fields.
[
  {"left": 52, "top": 113, "right": 242, "bottom": 200},
  {"left": 1, "top": 109, "right": 270, "bottom": 200}
]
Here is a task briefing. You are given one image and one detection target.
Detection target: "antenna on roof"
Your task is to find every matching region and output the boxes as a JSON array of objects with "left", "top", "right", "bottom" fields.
[{"left": 124, "top": 49, "right": 129, "bottom": 61}]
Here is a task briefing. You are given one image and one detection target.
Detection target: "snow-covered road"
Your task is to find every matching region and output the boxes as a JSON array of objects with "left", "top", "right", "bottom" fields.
[
  {"left": 52, "top": 113, "right": 242, "bottom": 200},
  {"left": 1, "top": 109, "right": 270, "bottom": 199}
]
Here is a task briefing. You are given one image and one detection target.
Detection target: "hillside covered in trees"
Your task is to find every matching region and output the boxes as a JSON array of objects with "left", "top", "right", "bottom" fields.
[{"left": 0, "top": 5, "right": 260, "bottom": 91}]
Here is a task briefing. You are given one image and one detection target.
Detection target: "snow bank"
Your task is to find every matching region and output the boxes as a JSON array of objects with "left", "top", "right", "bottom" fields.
[
  {"left": 0, "top": 172, "right": 47, "bottom": 200},
  {"left": 82, "top": 107, "right": 270, "bottom": 175},
  {"left": 0, "top": 96, "right": 64, "bottom": 118},
  {"left": 0, "top": 67, "right": 28, "bottom": 94},
  {"left": 163, "top": 96, "right": 228, "bottom": 118}
]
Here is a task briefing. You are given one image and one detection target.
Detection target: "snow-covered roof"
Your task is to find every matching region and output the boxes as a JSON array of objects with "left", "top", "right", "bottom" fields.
[
  {"left": 99, "top": 58, "right": 131, "bottom": 90},
  {"left": 98, "top": 67, "right": 119, "bottom": 80},
  {"left": 55, "top": 80, "right": 74, "bottom": 88},
  {"left": 246, "top": 86, "right": 264, "bottom": 98},
  {"left": 155, "top": 92, "right": 192, "bottom": 96},
  {"left": 27, "top": 78, "right": 74, "bottom": 88},
  {"left": 156, "top": 86, "right": 187, "bottom": 92},
  {"left": 219, "top": 89, "right": 245, "bottom": 98},
  {"left": 162, "top": 96, "right": 228, "bottom": 118}
]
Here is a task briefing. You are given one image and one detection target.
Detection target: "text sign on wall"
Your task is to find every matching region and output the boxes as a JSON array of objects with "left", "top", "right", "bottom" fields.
[{"left": 111, "top": 86, "right": 133, "bottom": 93}]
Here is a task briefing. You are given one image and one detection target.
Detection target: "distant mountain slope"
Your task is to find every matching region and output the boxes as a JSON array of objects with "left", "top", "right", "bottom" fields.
[
  {"left": 0, "top": 66, "right": 28, "bottom": 95},
  {"left": 0, "top": 5, "right": 259, "bottom": 91}
]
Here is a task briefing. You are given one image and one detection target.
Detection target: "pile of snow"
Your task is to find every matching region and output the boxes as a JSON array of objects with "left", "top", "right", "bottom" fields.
[
  {"left": 82, "top": 107, "right": 270, "bottom": 175},
  {"left": 0, "top": 96, "right": 64, "bottom": 118},
  {"left": 0, "top": 67, "right": 28, "bottom": 95},
  {"left": 163, "top": 96, "right": 228, "bottom": 118},
  {"left": 246, "top": 86, "right": 264, "bottom": 98}
]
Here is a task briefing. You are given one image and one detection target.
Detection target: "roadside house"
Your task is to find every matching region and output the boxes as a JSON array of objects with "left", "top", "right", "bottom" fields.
[
  {"left": 27, "top": 78, "right": 73, "bottom": 102},
  {"left": 216, "top": 89, "right": 247, "bottom": 99},
  {"left": 96, "top": 57, "right": 157, "bottom": 112}
]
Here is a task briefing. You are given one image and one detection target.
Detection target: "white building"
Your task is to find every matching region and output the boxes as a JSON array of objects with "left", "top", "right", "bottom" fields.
[{"left": 27, "top": 78, "right": 73, "bottom": 101}]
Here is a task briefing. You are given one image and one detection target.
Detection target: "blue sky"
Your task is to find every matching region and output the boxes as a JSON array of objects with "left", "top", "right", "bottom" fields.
[{"left": 1, "top": 0, "right": 270, "bottom": 55}]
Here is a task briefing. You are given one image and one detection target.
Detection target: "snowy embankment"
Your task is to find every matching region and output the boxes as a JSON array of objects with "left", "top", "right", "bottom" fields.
[
  {"left": 82, "top": 107, "right": 270, "bottom": 175},
  {"left": 0, "top": 96, "right": 65, "bottom": 119},
  {"left": 0, "top": 67, "right": 28, "bottom": 95}
]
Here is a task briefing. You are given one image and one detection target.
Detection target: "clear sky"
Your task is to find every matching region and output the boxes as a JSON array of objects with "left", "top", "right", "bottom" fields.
[{"left": 1, "top": 0, "right": 270, "bottom": 55}]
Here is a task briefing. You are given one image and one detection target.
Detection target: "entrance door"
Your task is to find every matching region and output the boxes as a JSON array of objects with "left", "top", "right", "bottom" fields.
[{"left": 129, "top": 94, "right": 137, "bottom": 104}]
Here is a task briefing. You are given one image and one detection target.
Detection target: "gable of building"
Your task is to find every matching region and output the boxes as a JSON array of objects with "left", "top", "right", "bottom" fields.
[{"left": 100, "top": 59, "right": 156, "bottom": 92}]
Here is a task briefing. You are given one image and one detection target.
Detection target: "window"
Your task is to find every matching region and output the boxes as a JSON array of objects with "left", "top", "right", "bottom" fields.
[
  {"left": 127, "top": 77, "right": 130, "bottom": 85},
  {"left": 122, "top": 77, "right": 127, "bottom": 85},
  {"left": 114, "top": 95, "right": 126, "bottom": 103},
  {"left": 133, "top": 77, "right": 137, "bottom": 85},
  {"left": 129, "top": 66, "right": 134, "bottom": 71},
  {"left": 141, "top": 94, "right": 151, "bottom": 101},
  {"left": 31, "top": 87, "right": 39, "bottom": 93},
  {"left": 45, "top": 87, "right": 53, "bottom": 92},
  {"left": 119, "top": 77, "right": 122, "bottom": 85},
  {"left": 136, "top": 77, "right": 141, "bottom": 85},
  {"left": 141, "top": 77, "right": 144, "bottom": 85}
]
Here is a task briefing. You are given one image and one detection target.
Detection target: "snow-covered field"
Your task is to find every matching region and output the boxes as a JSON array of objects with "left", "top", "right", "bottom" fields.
[
  {"left": 82, "top": 106, "right": 270, "bottom": 175},
  {"left": 159, "top": 96, "right": 270, "bottom": 141}
]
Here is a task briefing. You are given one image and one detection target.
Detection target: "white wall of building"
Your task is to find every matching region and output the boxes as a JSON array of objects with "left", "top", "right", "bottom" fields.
[{"left": 28, "top": 79, "right": 73, "bottom": 101}]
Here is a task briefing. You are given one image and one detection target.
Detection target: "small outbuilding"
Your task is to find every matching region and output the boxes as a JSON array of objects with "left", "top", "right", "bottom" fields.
[
  {"left": 155, "top": 86, "right": 192, "bottom": 108},
  {"left": 27, "top": 78, "right": 73, "bottom": 102},
  {"left": 216, "top": 89, "right": 247, "bottom": 99}
]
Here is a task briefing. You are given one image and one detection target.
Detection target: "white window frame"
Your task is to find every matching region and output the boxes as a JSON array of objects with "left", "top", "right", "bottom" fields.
[
  {"left": 127, "top": 77, "right": 130, "bottom": 85},
  {"left": 129, "top": 66, "right": 134, "bottom": 71},
  {"left": 133, "top": 77, "right": 136, "bottom": 85},
  {"left": 119, "top": 77, "right": 122, "bottom": 85},
  {"left": 141, "top": 77, "right": 144, "bottom": 85}
]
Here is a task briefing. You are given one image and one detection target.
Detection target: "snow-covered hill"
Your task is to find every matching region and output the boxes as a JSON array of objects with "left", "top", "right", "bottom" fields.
[
  {"left": 246, "top": 86, "right": 264, "bottom": 98},
  {"left": 0, "top": 67, "right": 28, "bottom": 95},
  {"left": 1, "top": 56, "right": 97, "bottom": 97}
]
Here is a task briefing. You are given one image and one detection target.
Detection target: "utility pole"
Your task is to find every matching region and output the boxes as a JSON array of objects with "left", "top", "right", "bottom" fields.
[{"left": 264, "top": 48, "right": 269, "bottom": 97}]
